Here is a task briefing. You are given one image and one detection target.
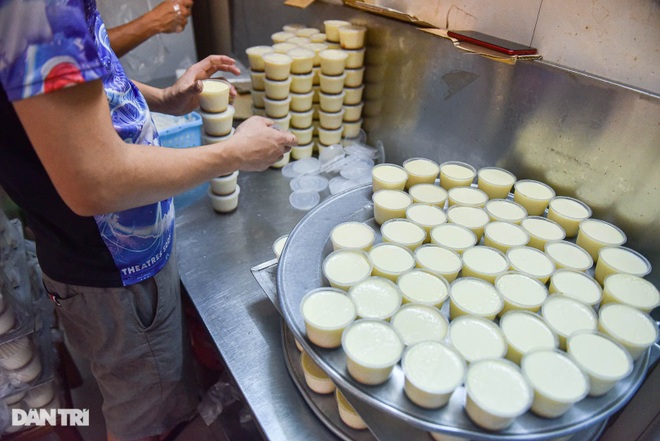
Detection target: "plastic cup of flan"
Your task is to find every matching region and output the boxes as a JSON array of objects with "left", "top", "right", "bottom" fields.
[
  {"left": 507, "top": 246, "right": 556, "bottom": 284},
  {"left": 549, "top": 269, "right": 602, "bottom": 308},
  {"left": 330, "top": 221, "right": 375, "bottom": 251},
  {"left": 495, "top": 271, "right": 548, "bottom": 315},
  {"left": 461, "top": 246, "right": 509, "bottom": 284},
  {"left": 485, "top": 199, "right": 528, "bottom": 224},
  {"left": 541, "top": 295, "right": 597, "bottom": 350},
  {"left": 319, "top": 49, "right": 348, "bottom": 75},
  {"left": 576, "top": 219, "right": 627, "bottom": 262},
  {"left": 544, "top": 240, "right": 593, "bottom": 273},
  {"left": 500, "top": 310, "right": 558, "bottom": 364},
  {"left": 301, "top": 287, "right": 357, "bottom": 348},
  {"left": 322, "top": 249, "right": 373, "bottom": 290},
  {"left": 429, "top": 223, "right": 477, "bottom": 254},
  {"left": 403, "top": 157, "right": 440, "bottom": 189},
  {"left": 324, "top": 20, "right": 351, "bottom": 42},
  {"left": 371, "top": 164, "right": 409, "bottom": 192},
  {"left": 567, "top": 331, "right": 633, "bottom": 397},
  {"left": 397, "top": 268, "right": 449, "bottom": 308},
  {"left": 391, "top": 303, "right": 449, "bottom": 346},
  {"left": 246, "top": 45, "right": 274, "bottom": 71},
  {"left": 483, "top": 221, "right": 530, "bottom": 252},
  {"left": 402, "top": 341, "right": 465, "bottom": 409},
  {"left": 348, "top": 276, "right": 402, "bottom": 321},
  {"left": 547, "top": 196, "right": 592, "bottom": 237},
  {"left": 414, "top": 244, "right": 463, "bottom": 283},
  {"left": 369, "top": 242, "right": 416, "bottom": 281},
  {"left": 439, "top": 161, "right": 476, "bottom": 190},
  {"left": 338, "top": 24, "right": 367, "bottom": 49},
  {"left": 335, "top": 388, "right": 367, "bottom": 430},
  {"left": 380, "top": 218, "right": 427, "bottom": 251},
  {"left": 262, "top": 52, "right": 293, "bottom": 80},
  {"left": 405, "top": 204, "right": 447, "bottom": 242},
  {"left": 513, "top": 179, "right": 556, "bottom": 216},
  {"left": 521, "top": 216, "right": 566, "bottom": 251},
  {"left": 408, "top": 184, "right": 448, "bottom": 207},
  {"left": 601, "top": 273, "right": 660, "bottom": 313},
  {"left": 272, "top": 234, "right": 288, "bottom": 259},
  {"left": 446, "top": 205, "right": 490, "bottom": 241},
  {"left": 464, "top": 358, "right": 533, "bottom": 431},
  {"left": 594, "top": 246, "right": 651, "bottom": 285},
  {"left": 521, "top": 349, "right": 589, "bottom": 418},
  {"left": 199, "top": 79, "right": 230, "bottom": 113},
  {"left": 449, "top": 277, "right": 504, "bottom": 320},
  {"left": 447, "top": 186, "right": 489, "bottom": 208},
  {"left": 477, "top": 167, "right": 517, "bottom": 199},
  {"left": 341, "top": 319, "right": 404, "bottom": 385},
  {"left": 598, "top": 303, "right": 658, "bottom": 360},
  {"left": 448, "top": 315, "right": 507, "bottom": 363},
  {"left": 301, "top": 351, "right": 336, "bottom": 394}
]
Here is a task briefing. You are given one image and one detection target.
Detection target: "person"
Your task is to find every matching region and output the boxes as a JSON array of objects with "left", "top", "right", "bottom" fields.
[
  {"left": 0, "top": 1, "right": 296, "bottom": 440},
  {"left": 106, "top": 0, "right": 195, "bottom": 58}
]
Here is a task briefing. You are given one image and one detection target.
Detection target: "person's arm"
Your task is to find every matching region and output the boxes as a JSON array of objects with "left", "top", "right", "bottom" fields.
[
  {"left": 12, "top": 79, "right": 295, "bottom": 216},
  {"left": 107, "top": 0, "right": 193, "bottom": 58}
]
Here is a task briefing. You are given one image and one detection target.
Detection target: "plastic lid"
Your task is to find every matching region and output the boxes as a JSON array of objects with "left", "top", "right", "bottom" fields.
[
  {"left": 281, "top": 162, "right": 300, "bottom": 179},
  {"left": 329, "top": 177, "right": 350, "bottom": 195},
  {"left": 292, "top": 157, "right": 321, "bottom": 175},
  {"left": 290, "top": 175, "right": 329, "bottom": 192},
  {"left": 289, "top": 190, "right": 321, "bottom": 210},
  {"left": 340, "top": 164, "right": 372, "bottom": 180}
]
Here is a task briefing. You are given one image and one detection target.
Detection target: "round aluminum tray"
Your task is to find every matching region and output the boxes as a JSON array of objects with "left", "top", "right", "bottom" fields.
[{"left": 277, "top": 184, "right": 651, "bottom": 440}]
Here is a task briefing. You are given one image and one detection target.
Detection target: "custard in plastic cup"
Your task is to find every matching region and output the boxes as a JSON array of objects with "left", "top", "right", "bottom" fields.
[
  {"left": 391, "top": 303, "right": 448, "bottom": 346},
  {"left": 272, "top": 42, "right": 298, "bottom": 55},
  {"left": 567, "top": 331, "right": 633, "bottom": 397},
  {"left": 345, "top": 47, "right": 366, "bottom": 68},
  {"left": 541, "top": 295, "right": 597, "bottom": 349},
  {"left": 521, "top": 216, "right": 566, "bottom": 250},
  {"left": 397, "top": 269, "right": 449, "bottom": 308},
  {"left": 301, "top": 351, "right": 336, "bottom": 394},
  {"left": 521, "top": 349, "right": 589, "bottom": 418},
  {"left": 544, "top": 240, "right": 593, "bottom": 273},
  {"left": 263, "top": 77, "right": 293, "bottom": 100},
  {"left": 576, "top": 219, "right": 627, "bottom": 262},
  {"left": 319, "top": 72, "right": 347, "bottom": 94},
  {"left": 263, "top": 96, "right": 291, "bottom": 118},
  {"left": 449, "top": 277, "right": 503, "bottom": 320},
  {"left": 290, "top": 91, "right": 314, "bottom": 112},
  {"left": 319, "top": 49, "right": 348, "bottom": 76},
  {"left": 343, "top": 85, "right": 364, "bottom": 105},
  {"left": 483, "top": 221, "right": 530, "bottom": 252},
  {"left": 262, "top": 52, "right": 293, "bottom": 80},
  {"left": 335, "top": 388, "right": 367, "bottom": 430},
  {"left": 429, "top": 223, "right": 477, "bottom": 254},
  {"left": 342, "top": 319, "right": 404, "bottom": 385},
  {"left": 381, "top": 218, "right": 426, "bottom": 251},
  {"left": 282, "top": 23, "right": 306, "bottom": 33},
  {"left": 330, "top": 221, "right": 375, "bottom": 251},
  {"left": 318, "top": 126, "right": 343, "bottom": 145},
  {"left": 323, "top": 20, "right": 351, "bottom": 42},
  {"left": 210, "top": 170, "right": 239, "bottom": 196},
  {"left": 415, "top": 244, "right": 462, "bottom": 283},
  {"left": 199, "top": 79, "right": 230, "bottom": 113},
  {"left": 344, "top": 67, "right": 365, "bottom": 88},
  {"left": 439, "top": 161, "right": 476, "bottom": 190},
  {"left": 318, "top": 91, "right": 345, "bottom": 113},
  {"left": 461, "top": 246, "right": 509, "bottom": 284},
  {"left": 343, "top": 103, "right": 363, "bottom": 122},
  {"left": 372, "top": 189, "right": 413, "bottom": 225},
  {"left": 271, "top": 31, "right": 295, "bottom": 44},
  {"left": 507, "top": 246, "right": 556, "bottom": 284},
  {"left": 290, "top": 126, "right": 314, "bottom": 145},
  {"left": 246, "top": 45, "right": 274, "bottom": 71},
  {"left": 477, "top": 167, "right": 517, "bottom": 199},
  {"left": 601, "top": 273, "right": 660, "bottom": 313},
  {"left": 290, "top": 72, "right": 314, "bottom": 93},
  {"left": 499, "top": 310, "right": 558, "bottom": 364},
  {"left": 290, "top": 109, "right": 314, "bottom": 129},
  {"left": 403, "top": 158, "right": 440, "bottom": 189},
  {"left": 301, "top": 287, "right": 357, "bottom": 348},
  {"left": 348, "top": 276, "right": 402, "bottom": 321},
  {"left": 547, "top": 196, "right": 592, "bottom": 237},
  {"left": 287, "top": 47, "right": 315, "bottom": 74},
  {"left": 318, "top": 108, "right": 345, "bottom": 130},
  {"left": 495, "top": 271, "right": 548, "bottom": 315},
  {"left": 485, "top": 199, "right": 528, "bottom": 224},
  {"left": 208, "top": 185, "right": 240, "bottom": 213},
  {"left": 369, "top": 242, "right": 416, "bottom": 281},
  {"left": 272, "top": 234, "right": 288, "bottom": 259},
  {"left": 405, "top": 203, "right": 447, "bottom": 242},
  {"left": 448, "top": 186, "right": 489, "bottom": 208},
  {"left": 338, "top": 24, "right": 367, "bottom": 49},
  {"left": 343, "top": 119, "right": 363, "bottom": 139},
  {"left": 446, "top": 205, "right": 490, "bottom": 241},
  {"left": 408, "top": 184, "right": 448, "bottom": 207},
  {"left": 402, "top": 341, "right": 465, "bottom": 409},
  {"left": 291, "top": 142, "right": 313, "bottom": 160},
  {"left": 594, "top": 246, "right": 651, "bottom": 285},
  {"left": 513, "top": 179, "right": 555, "bottom": 216},
  {"left": 598, "top": 303, "right": 658, "bottom": 360},
  {"left": 448, "top": 315, "right": 507, "bottom": 363},
  {"left": 549, "top": 269, "right": 602, "bottom": 308},
  {"left": 465, "top": 358, "right": 533, "bottom": 431},
  {"left": 323, "top": 249, "right": 373, "bottom": 291},
  {"left": 200, "top": 106, "right": 235, "bottom": 136}
]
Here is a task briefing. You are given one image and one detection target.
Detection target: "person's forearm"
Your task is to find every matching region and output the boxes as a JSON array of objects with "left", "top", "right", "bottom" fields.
[
  {"left": 107, "top": 15, "right": 160, "bottom": 58},
  {"left": 133, "top": 81, "right": 167, "bottom": 112}
]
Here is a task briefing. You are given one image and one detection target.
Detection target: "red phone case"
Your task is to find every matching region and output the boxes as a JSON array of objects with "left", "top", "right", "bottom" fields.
[{"left": 447, "top": 30, "right": 537, "bottom": 55}]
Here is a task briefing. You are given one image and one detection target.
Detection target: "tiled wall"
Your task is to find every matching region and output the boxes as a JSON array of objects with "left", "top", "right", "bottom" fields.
[{"left": 369, "top": 0, "right": 659, "bottom": 94}]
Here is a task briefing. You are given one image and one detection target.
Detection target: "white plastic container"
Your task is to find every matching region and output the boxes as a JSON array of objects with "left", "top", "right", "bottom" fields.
[{"left": 300, "top": 287, "right": 357, "bottom": 348}]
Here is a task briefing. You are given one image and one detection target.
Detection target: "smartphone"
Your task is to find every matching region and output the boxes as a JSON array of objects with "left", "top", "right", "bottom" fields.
[{"left": 447, "top": 30, "right": 537, "bottom": 55}]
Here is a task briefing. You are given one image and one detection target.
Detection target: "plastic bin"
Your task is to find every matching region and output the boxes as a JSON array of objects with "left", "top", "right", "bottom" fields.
[{"left": 155, "top": 112, "right": 202, "bottom": 148}]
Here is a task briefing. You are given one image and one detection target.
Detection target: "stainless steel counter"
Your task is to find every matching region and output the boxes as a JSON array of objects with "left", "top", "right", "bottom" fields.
[{"left": 175, "top": 169, "right": 339, "bottom": 440}]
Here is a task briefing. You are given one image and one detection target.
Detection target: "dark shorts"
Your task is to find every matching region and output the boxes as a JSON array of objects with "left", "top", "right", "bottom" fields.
[{"left": 43, "top": 253, "right": 200, "bottom": 439}]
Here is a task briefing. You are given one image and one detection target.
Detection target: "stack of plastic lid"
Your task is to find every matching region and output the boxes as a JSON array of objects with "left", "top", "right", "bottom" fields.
[{"left": 198, "top": 79, "right": 235, "bottom": 145}]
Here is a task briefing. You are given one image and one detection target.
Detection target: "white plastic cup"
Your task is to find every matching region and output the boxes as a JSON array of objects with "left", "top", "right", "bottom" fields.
[
  {"left": 319, "top": 72, "right": 347, "bottom": 94},
  {"left": 199, "top": 105, "right": 235, "bottom": 137},
  {"left": 208, "top": 185, "right": 240, "bottom": 213},
  {"left": 210, "top": 170, "right": 239, "bottom": 196},
  {"left": 263, "top": 96, "right": 291, "bottom": 119},
  {"left": 263, "top": 77, "right": 292, "bottom": 100},
  {"left": 199, "top": 79, "right": 230, "bottom": 113}
]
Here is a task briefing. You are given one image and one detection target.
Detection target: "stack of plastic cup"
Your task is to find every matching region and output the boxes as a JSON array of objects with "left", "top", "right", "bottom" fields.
[
  {"left": 262, "top": 51, "right": 293, "bottom": 167},
  {"left": 208, "top": 170, "right": 240, "bottom": 214},
  {"left": 337, "top": 24, "right": 366, "bottom": 140},
  {"left": 287, "top": 46, "right": 316, "bottom": 160},
  {"left": 317, "top": 48, "right": 348, "bottom": 153},
  {"left": 198, "top": 79, "right": 234, "bottom": 145},
  {"left": 246, "top": 45, "right": 274, "bottom": 117}
]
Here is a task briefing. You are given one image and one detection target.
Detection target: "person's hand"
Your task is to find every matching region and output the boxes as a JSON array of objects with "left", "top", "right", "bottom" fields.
[
  {"left": 149, "top": 0, "right": 194, "bottom": 34},
  {"left": 230, "top": 117, "right": 298, "bottom": 171},
  {"left": 161, "top": 55, "right": 241, "bottom": 115}
]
